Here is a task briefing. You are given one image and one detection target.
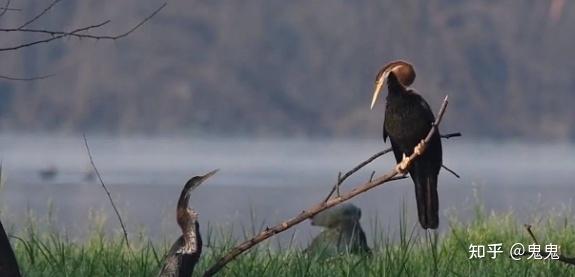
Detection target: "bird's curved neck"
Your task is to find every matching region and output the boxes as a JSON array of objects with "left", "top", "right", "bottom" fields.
[
  {"left": 177, "top": 192, "right": 190, "bottom": 211},
  {"left": 177, "top": 188, "right": 193, "bottom": 232},
  {"left": 387, "top": 72, "right": 407, "bottom": 96}
]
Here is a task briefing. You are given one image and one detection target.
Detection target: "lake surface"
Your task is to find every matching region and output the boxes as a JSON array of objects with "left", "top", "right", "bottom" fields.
[{"left": 0, "top": 134, "right": 573, "bottom": 247}]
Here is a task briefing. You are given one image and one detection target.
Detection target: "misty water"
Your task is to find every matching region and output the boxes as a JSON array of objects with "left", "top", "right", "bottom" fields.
[{"left": 0, "top": 133, "right": 574, "bottom": 247}]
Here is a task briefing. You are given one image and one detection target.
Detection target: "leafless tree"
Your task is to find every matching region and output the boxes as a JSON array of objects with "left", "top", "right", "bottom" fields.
[
  {"left": 0, "top": 0, "right": 166, "bottom": 80},
  {"left": 0, "top": 1, "right": 168, "bottom": 274}
]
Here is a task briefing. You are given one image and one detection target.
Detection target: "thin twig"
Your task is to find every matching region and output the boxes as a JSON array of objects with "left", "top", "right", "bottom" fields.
[
  {"left": 17, "top": 0, "right": 61, "bottom": 29},
  {"left": 82, "top": 134, "right": 132, "bottom": 254},
  {"left": 524, "top": 224, "right": 540, "bottom": 244},
  {"left": 441, "top": 164, "right": 460, "bottom": 178},
  {"left": 323, "top": 148, "right": 393, "bottom": 202},
  {"left": 0, "top": 2, "right": 166, "bottom": 52},
  {"left": 0, "top": 20, "right": 110, "bottom": 51},
  {"left": 335, "top": 172, "right": 342, "bottom": 197},
  {"left": 524, "top": 224, "right": 575, "bottom": 266},
  {"left": 0, "top": 0, "right": 12, "bottom": 17},
  {"left": 0, "top": 73, "right": 55, "bottom": 81},
  {"left": 103, "top": 2, "right": 166, "bottom": 41},
  {"left": 0, "top": 7, "right": 18, "bottom": 11},
  {"left": 369, "top": 170, "right": 376, "bottom": 182},
  {"left": 441, "top": 132, "right": 461, "bottom": 139},
  {"left": 203, "top": 95, "right": 450, "bottom": 276}
]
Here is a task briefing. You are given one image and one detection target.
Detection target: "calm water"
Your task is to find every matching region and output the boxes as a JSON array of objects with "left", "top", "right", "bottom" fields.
[{"left": 0, "top": 134, "right": 574, "bottom": 246}]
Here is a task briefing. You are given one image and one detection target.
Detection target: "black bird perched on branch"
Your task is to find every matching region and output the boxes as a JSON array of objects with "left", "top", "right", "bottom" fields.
[
  {"left": 158, "top": 169, "right": 218, "bottom": 277},
  {"left": 370, "top": 60, "right": 442, "bottom": 229}
]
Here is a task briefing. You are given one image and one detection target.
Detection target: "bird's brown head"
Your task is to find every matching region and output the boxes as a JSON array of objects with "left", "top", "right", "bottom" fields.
[
  {"left": 177, "top": 169, "right": 219, "bottom": 215},
  {"left": 370, "top": 60, "right": 416, "bottom": 109}
]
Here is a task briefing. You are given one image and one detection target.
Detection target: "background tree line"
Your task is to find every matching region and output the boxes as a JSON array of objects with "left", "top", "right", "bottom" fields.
[{"left": 0, "top": 0, "right": 573, "bottom": 140}]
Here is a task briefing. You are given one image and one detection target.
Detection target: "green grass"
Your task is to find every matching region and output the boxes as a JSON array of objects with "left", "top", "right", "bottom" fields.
[{"left": 5, "top": 205, "right": 575, "bottom": 277}]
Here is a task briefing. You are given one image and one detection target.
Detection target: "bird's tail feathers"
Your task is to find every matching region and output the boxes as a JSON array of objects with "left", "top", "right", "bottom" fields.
[{"left": 414, "top": 173, "right": 439, "bottom": 229}]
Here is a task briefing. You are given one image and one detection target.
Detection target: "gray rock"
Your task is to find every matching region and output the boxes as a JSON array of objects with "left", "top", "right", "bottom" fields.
[{"left": 306, "top": 203, "right": 371, "bottom": 256}]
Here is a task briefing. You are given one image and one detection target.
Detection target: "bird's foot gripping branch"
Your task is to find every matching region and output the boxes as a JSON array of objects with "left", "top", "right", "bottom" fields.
[
  {"left": 396, "top": 154, "right": 411, "bottom": 175},
  {"left": 396, "top": 139, "right": 429, "bottom": 175},
  {"left": 202, "top": 95, "right": 451, "bottom": 276},
  {"left": 414, "top": 139, "right": 426, "bottom": 156}
]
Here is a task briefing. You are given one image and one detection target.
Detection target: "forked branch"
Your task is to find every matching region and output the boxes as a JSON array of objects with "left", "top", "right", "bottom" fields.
[
  {"left": 0, "top": 73, "right": 54, "bottom": 81},
  {"left": 323, "top": 130, "right": 461, "bottom": 202},
  {"left": 0, "top": 0, "right": 14, "bottom": 17},
  {"left": 0, "top": 2, "right": 166, "bottom": 52},
  {"left": 203, "top": 95, "right": 450, "bottom": 276}
]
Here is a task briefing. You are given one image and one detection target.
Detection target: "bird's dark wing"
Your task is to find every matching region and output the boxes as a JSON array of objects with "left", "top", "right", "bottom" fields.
[
  {"left": 158, "top": 236, "right": 200, "bottom": 277},
  {"left": 383, "top": 123, "right": 388, "bottom": 142},
  {"left": 408, "top": 90, "right": 441, "bottom": 229},
  {"left": 389, "top": 137, "right": 404, "bottom": 164},
  {"left": 411, "top": 91, "right": 436, "bottom": 125},
  {"left": 411, "top": 90, "right": 443, "bottom": 168},
  {"left": 383, "top": 101, "right": 390, "bottom": 142},
  {"left": 158, "top": 238, "right": 182, "bottom": 276},
  {"left": 383, "top": 116, "right": 388, "bottom": 143}
]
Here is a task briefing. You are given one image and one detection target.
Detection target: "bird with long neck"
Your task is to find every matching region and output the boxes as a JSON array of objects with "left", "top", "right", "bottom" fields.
[
  {"left": 158, "top": 169, "right": 218, "bottom": 277},
  {"left": 370, "top": 60, "right": 442, "bottom": 229}
]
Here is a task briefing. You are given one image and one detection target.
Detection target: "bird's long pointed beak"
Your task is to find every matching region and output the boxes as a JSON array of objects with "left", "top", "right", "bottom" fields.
[
  {"left": 200, "top": 169, "right": 219, "bottom": 183},
  {"left": 370, "top": 80, "right": 385, "bottom": 109}
]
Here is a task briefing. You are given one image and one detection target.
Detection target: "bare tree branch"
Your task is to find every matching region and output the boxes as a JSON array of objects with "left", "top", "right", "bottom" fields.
[
  {"left": 323, "top": 131, "right": 461, "bottom": 202},
  {"left": 0, "top": 0, "right": 12, "bottom": 17},
  {"left": 323, "top": 148, "right": 393, "bottom": 202},
  {"left": 82, "top": 134, "right": 133, "bottom": 255},
  {"left": 0, "top": 73, "right": 54, "bottom": 81},
  {"left": 0, "top": 7, "right": 19, "bottom": 12},
  {"left": 441, "top": 164, "right": 460, "bottom": 178},
  {"left": 0, "top": 2, "right": 167, "bottom": 52},
  {"left": 441, "top": 132, "right": 461, "bottom": 139},
  {"left": 0, "top": 20, "right": 110, "bottom": 51},
  {"left": 524, "top": 224, "right": 575, "bottom": 266},
  {"left": 103, "top": 2, "right": 166, "bottom": 41},
  {"left": 203, "top": 95, "right": 451, "bottom": 276},
  {"left": 335, "top": 171, "right": 342, "bottom": 197},
  {"left": 16, "top": 0, "right": 61, "bottom": 29}
]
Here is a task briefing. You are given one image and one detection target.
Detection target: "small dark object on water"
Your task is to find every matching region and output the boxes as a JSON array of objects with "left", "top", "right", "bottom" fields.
[
  {"left": 84, "top": 169, "right": 95, "bottom": 181},
  {"left": 38, "top": 165, "right": 58, "bottom": 181}
]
